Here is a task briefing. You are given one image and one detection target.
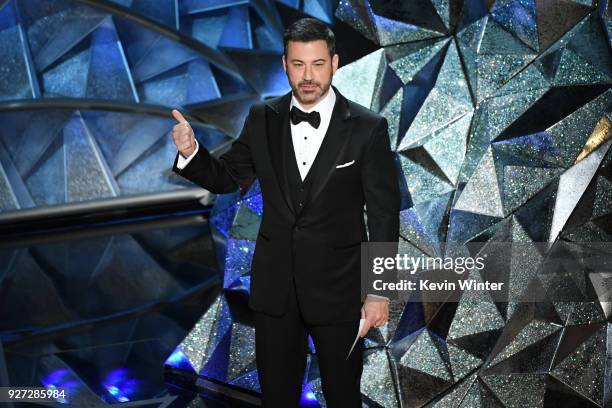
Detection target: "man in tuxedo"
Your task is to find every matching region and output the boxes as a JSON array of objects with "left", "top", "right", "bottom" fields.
[{"left": 171, "top": 17, "right": 399, "bottom": 408}]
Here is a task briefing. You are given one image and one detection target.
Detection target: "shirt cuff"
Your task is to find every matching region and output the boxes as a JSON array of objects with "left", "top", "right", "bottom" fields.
[
  {"left": 366, "top": 294, "right": 390, "bottom": 302},
  {"left": 176, "top": 139, "right": 199, "bottom": 169}
]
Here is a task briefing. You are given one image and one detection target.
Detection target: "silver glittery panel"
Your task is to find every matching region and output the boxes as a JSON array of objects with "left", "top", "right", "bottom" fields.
[
  {"left": 480, "top": 373, "right": 546, "bottom": 408},
  {"left": 431, "top": 0, "right": 450, "bottom": 31},
  {"left": 548, "top": 90, "right": 612, "bottom": 167},
  {"left": 447, "top": 342, "right": 482, "bottom": 382},
  {"left": 474, "top": 20, "right": 536, "bottom": 99},
  {"left": 380, "top": 87, "right": 403, "bottom": 149},
  {"left": 402, "top": 87, "right": 460, "bottom": 145},
  {"left": 592, "top": 276, "right": 612, "bottom": 318},
  {"left": 227, "top": 322, "right": 257, "bottom": 382},
  {"left": 399, "top": 209, "right": 425, "bottom": 250},
  {"left": 495, "top": 64, "right": 551, "bottom": 97},
  {"left": 361, "top": 348, "right": 399, "bottom": 408},
  {"left": 491, "top": 133, "right": 565, "bottom": 170},
  {"left": 387, "top": 39, "right": 447, "bottom": 84},
  {"left": 484, "top": 327, "right": 563, "bottom": 375},
  {"left": 563, "top": 222, "right": 612, "bottom": 244},
  {"left": 473, "top": 54, "right": 536, "bottom": 101},
  {"left": 399, "top": 329, "right": 453, "bottom": 382},
  {"left": 457, "top": 378, "right": 505, "bottom": 407},
  {"left": 334, "top": 0, "right": 377, "bottom": 43},
  {"left": 562, "top": 13, "right": 612, "bottom": 79},
  {"left": 398, "top": 154, "right": 454, "bottom": 205},
  {"left": 399, "top": 203, "right": 449, "bottom": 257},
  {"left": 457, "top": 383, "right": 484, "bottom": 407},
  {"left": 501, "top": 166, "right": 562, "bottom": 214},
  {"left": 427, "top": 372, "right": 477, "bottom": 407},
  {"left": 552, "top": 324, "right": 606, "bottom": 406},
  {"left": 457, "top": 17, "right": 537, "bottom": 101},
  {"left": 375, "top": 14, "right": 445, "bottom": 46},
  {"left": 456, "top": 16, "right": 486, "bottom": 52},
  {"left": 489, "top": 320, "right": 561, "bottom": 366},
  {"left": 479, "top": 17, "right": 535, "bottom": 56},
  {"left": 554, "top": 48, "right": 612, "bottom": 86},
  {"left": 549, "top": 140, "right": 612, "bottom": 243},
  {"left": 486, "top": 88, "right": 549, "bottom": 142},
  {"left": 454, "top": 147, "right": 504, "bottom": 217},
  {"left": 566, "top": 301, "right": 607, "bottom": 326},
  {"left": 538, "top": 242, "right": 591, "bottom": 310},
  {"left": 332, "top": 49, "right": 385, "bottom": 110},
  {"left": 399, "top": 42, "right": 472, "bottom": 150},
  {"left": 179, "top": 296, "right": 223, "bottom": 373},
  {"left": 505, "top": 228, "right": 543, "bottom": 318},
  {"left": 456, "top": 24, "right": 485, "bottom": 101},
  {"left": 447, "top": 269, "right": 506, "bottom": 340},
  {"left": 455, "top": 107, "right": 492, "bottom": 186},
  {"left": 491, "top": 0, "right": 539, "bottom": 52},
  {"left": 182, "top": 295, "right": 233, "bottom": 375},
  {"left": 423, "top": 112, "right": 472, "bottom": 185},
  {"left": 436, "top": 42, "right": 472, "bottom": 107},
  {"left": 392, "top": 336, "right": 455, "bottom": 407},
  {"left": 593, "top": 176, "right": 612, "bottom": 218}
]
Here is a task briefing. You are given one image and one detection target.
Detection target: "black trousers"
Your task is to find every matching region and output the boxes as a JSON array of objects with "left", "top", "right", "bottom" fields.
[{"left": 253, "top": 276, "right": 364, "bottom": 408}]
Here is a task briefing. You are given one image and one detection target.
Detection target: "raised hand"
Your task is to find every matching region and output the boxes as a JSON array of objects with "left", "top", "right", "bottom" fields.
[{"left": 171, "top": 109, "right": 196, "bottom": 158}]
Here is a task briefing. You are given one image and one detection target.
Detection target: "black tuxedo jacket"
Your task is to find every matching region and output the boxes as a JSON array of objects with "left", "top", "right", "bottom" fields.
[{"left": 172, "top": 85, "right": 400, "bottom": 325}]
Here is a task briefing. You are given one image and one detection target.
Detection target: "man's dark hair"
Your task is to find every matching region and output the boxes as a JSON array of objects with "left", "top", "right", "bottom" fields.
[{"left": 283, "top": 18, "right": 336, "bottom": 57}]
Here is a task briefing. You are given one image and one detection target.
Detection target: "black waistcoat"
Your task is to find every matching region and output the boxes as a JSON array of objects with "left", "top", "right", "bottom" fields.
[{"left": 285, "top": 129, "right": 321, "bottom": 217}]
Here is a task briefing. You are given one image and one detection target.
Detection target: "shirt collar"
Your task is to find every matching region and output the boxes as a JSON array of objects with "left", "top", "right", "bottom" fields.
[{"left": 290, "top": 86, "right": 336, "bottom": 116}]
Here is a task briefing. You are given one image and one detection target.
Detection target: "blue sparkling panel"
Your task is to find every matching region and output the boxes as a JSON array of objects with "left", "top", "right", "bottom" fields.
[
  {"left": 86, "top": 18, "right": 138, "bottom": 102},
  {"left": 20, "top": 0, "right": 105, "bottom": 71},
  {"left": 218, "top": 5, "right": 251, "bottom": 49},
  {"left": 0, "top": 1, "right": 33, "bottom": 100}
]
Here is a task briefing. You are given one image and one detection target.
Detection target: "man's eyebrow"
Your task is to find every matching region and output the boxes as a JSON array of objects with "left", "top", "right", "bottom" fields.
[{"left": 289, "top": 58, "right": 327, "bottom": 63}]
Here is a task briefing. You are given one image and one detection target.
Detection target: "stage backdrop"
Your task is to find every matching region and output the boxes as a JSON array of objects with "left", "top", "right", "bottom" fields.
[{"left": 1, "top": 0, "right": 612, "bottom": 407}]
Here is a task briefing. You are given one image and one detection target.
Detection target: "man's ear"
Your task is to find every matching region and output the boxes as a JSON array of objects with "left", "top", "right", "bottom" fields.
[
  {"left": 332, "top": 53, "right": 339, "bottom": 75},
  {"left": 282, "top": 55, "right": 287, "bottom": 73}
]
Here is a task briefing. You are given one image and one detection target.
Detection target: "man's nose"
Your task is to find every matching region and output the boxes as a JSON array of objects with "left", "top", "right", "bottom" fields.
[{"left": 303, "top": 64, "right": 313, "bottom": 80}]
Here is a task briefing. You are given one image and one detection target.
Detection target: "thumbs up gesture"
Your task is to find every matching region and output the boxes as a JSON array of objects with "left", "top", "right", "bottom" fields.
[{"left": 171, "top": 109, "right": 196, "bottom": 158}]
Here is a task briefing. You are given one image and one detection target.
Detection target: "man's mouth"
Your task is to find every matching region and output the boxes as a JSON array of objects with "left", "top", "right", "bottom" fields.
[{"left": 300, "top": 84, "right": 317, "bottom": 90}]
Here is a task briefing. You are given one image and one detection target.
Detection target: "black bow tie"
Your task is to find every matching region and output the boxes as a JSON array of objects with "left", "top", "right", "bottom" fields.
[{"left": 290, "top": 106, "right": 321, "bottom": 129}]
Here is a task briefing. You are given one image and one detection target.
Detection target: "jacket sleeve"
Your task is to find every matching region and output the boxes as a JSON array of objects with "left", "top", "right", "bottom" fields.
[
  {"left": 361, "top": 117, "right": 401, "bottom": 299},
  {"left": 172, "top": 107, "right": 256, "bottom": 194},
  {"left": 362, "top": 117, "right": 400, "bottom": 242}
]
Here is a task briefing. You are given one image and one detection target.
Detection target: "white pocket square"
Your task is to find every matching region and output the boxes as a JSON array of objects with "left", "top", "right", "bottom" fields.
[{"left": 336, "top": 160, "right": 355, "bottom": 168}]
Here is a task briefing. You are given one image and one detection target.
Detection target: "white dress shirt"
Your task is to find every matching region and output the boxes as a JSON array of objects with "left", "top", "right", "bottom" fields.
[
  {"left": 289, "top": 87, "right": 336, "bottom": 180},
  {"left": 175, "top": 88, "right": 389, "bottom": 304}
]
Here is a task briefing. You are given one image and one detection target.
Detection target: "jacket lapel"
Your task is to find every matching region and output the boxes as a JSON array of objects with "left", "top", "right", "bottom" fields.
[{"left": 265, "top": 90, "right": 295, "bottom": 216}]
